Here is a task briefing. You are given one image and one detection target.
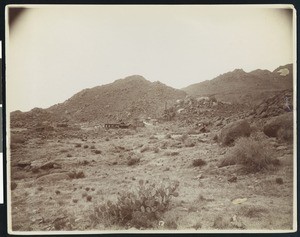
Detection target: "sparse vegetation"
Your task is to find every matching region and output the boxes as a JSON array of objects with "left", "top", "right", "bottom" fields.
[
  {"left": 192, "top": 158, "right": 207, "bottom": 167},
  {"left": 165, "top": 151, "right": 179, "bottom": 156},
  {"left": 212, "top": 216, "right": 230, "bottom": 229},
  {"left": 9, "top": 70, "right": 294, "bottom": 231},
  {"left": 219, "top": 137, "right": 274, "bottom": 173},
  {"left": 11, "top": 182, "right": 17, "bottom": 190},
  {"left": 277, "top": 127, "right": 293, "bottom": 143},
  {"left": 86, "top": 195, "right": 92, "bottom": 202},
  {"left": 68, "top": 170, "right": 85, "bottom": 179},
  {"left": 127, "top": 157, "right": 140, "bottom": 166},
  {"left": 90, "top": 180, "right": 179, "bottom": 229},
  {"left": 276, "top": 178, "right": 283, "bottom": 185},
  {"left": 11, "top": 134, "right": 26, "bottom": 144},
  {"left": 94, "top": 150, "right": 102, "bottom": 154}
]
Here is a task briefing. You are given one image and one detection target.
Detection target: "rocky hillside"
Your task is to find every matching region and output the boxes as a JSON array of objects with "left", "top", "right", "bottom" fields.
[
  {"left": 182, "top": 64, "right": 293, "bottom": 105},
  {"left": 11, "top": 75, "right": 186, "bottom": 127}
]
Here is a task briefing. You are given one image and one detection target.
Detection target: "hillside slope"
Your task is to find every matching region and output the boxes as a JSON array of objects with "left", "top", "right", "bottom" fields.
[
  {"left": 182, "top": 64, "right": 293, "bottom": 105},
  {"left": 47, "top": 75, "right": 186, "bottom": 123}
]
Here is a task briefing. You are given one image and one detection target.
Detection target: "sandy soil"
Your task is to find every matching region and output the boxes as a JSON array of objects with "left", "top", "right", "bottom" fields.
[{"left": 9, "top": 123, "right": 294, "bottom": 232}]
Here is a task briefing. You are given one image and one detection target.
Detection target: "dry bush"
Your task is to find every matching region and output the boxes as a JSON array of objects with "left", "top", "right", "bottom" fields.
[
  {"left": 127, "top": 157, "right": 140, "bottom": 166},
  {"left": 90, "top": 180, "right": 179, "bottom": 229},
  {"left": 212, "top": 216, "right": 230, "bottom": 229},
  {"left": 68, "top": 170, "right": 85, "bottom": 179},
  {"left": 179, "top": 133, "right": 188, "bottom": 142},
  {"left": 86, "top": 195, "right": 92, "bottom": 202},
  {"left": 153, "top": 147, "right": 160, "bottom": 153},
  {"left": 164, "top": 151, "right": 179, "bottom": 156},
  {"left": 219, "top": 137, "right": 273, "bottom": 173},
  {"left": 83, "top": 145, "right": 89, "bottom": 149},
  {"left": 11, "top": 134, "right": 26, "bottom": 144},
  {"left": 184, "top": 139, "right": 196, "bottom": 147},
  {"left": 239, "top": 205, "right": 268, "bottom": 218},
  {"left": 74, "top": 143, "right": 81, "bottom": 148},
  {"left": 11, "top": 182, "right": 17, "bottom": 190},
  {"left": 277, "top": 127, "right": 293, "bottom": 143},
  {"left": 94, "top": 150, "right": 102, "bottom": 154},
  {"left": 165, "top": 134, "right": 172, "bottom": 139},
  {"left": 192, "top": 158, "right": 207, "bottom": 167},
  {"left": 149, "top": 135, "right": 158, "bottom": 140}
]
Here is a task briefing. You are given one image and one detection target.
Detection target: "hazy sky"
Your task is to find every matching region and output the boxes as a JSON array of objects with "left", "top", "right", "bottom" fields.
[{"left": 7, "top": 5, "right": 294, "bottom": 112}]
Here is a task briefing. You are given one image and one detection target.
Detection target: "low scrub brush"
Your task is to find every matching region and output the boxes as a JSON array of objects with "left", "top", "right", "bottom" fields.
[
  {"left": 219, "top": 137, "right": 274, "bottom": 173},
  {"left": 90, "top": 180, "right": 179, "bottom": 229}
]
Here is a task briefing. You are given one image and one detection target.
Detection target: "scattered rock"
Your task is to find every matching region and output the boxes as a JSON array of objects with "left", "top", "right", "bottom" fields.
[
  {"left": 40, "top": 162, "right": 61, "bottom": 170},
  {"left": 228, "top": 176, "right": 237, "bottom": 183},
  {"left": 232, "top": 198, "right": 247, "bottom": 205}
]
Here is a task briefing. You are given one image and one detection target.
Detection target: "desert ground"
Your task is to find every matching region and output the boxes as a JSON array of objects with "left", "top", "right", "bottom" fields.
[{"left": 9, "top": 93, "right": 294, "bottom": 232}]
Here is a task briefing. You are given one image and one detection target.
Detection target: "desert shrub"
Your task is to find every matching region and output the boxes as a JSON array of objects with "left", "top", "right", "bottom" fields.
[
  {"left": 90, "top": 145, "right": 96, "bottom": 149},
  {"left": 213, "top": 134, "right": 218, "bottom": 142},
  {"left": 184, "top": 139, "right": 195, "bottom": 147},
  {"left": 219, "top": 137, "right": 273, "bottom": 173},
  {"left": 212, "top": 216, "right": 230, "bottom": 229},
  {"left": 153, "top": 147, "right": 160, "bottom": 153},
  {"left": 165, "top": 151, "right": 179, "bottom": 156},
  {"left": 149, "top": 135, "right": 157, "bottom": 140},
  {"left": 239, "top": 205, "right": 268, "bottom": 218},
  {"left": 276, "top": 177, "right": 283, "bottom": 185},
  {"left": 11, "top": 134, "right": 26, "bottom": 144},
  {"left": 127, "top": 157, "right": 140, "bottom": 166},
  {"left": 86, "top": 195, "right": 92, "bottom": 202},
  {"left": 74, "top": 143, "right": 81, "bottom": 148},
  {"left": 90, "top": 180, "right": 179, "bottom": 229},
  {"left": 94, "top": 150, "right": 102, "bottom": 154},
  {"left": 73, "top": 199, "right": 78, "bottom": 203},
  {"left": 68, "top": 170, "right": 85, "bottom": 179},
  {"left": 277, "top": 127, "right": 293, "bottom": 143},
  {"left": 192, "top": 158, "right": 207, "bottom": 167},
  {"left": 165, "top": 134, "right": 172, "bottom": 139},
  {"left": 179, "top": 134, "right": 188, "bottom": 142},
  {"left": 83, "top": 145, "right": 89, "bottom": 149},
  {"left": 67, "top": 154, "right": 72, "bottom": 157},
  {"left": 11, "top": 182, "right": 17, "bottom": 190}
]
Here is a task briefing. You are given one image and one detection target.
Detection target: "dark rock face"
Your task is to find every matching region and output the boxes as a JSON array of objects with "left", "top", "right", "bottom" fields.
[
  {"left": 219, "top": 119, "right": 251, "bottom": 146},
  {"left": 263, "top": 112, "right": 293, "bottom": 138}
]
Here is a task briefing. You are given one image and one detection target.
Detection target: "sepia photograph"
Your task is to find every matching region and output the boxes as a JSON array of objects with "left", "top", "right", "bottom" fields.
[{"left": 6, "top": 5, "right": 296, "bottom": 234}]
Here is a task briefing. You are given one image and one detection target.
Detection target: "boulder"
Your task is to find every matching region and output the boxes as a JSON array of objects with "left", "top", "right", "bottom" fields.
[
  {"left": 263, "top": 112, "right": 293, "bottom": 138},
  {"left": 219, "top": 119, "right": 251, "bottom": 146}
]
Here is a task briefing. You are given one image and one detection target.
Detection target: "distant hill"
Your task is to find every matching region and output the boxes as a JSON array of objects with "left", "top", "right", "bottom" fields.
[
  {"left": 182, "top": 64, "right": 293, "bottom": 105},
  {"left": 11, "top": 75, "right": 186, "bottom": 127},
  {"left": 46, "top": 75, "right": 186, "bottom": 123}
]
